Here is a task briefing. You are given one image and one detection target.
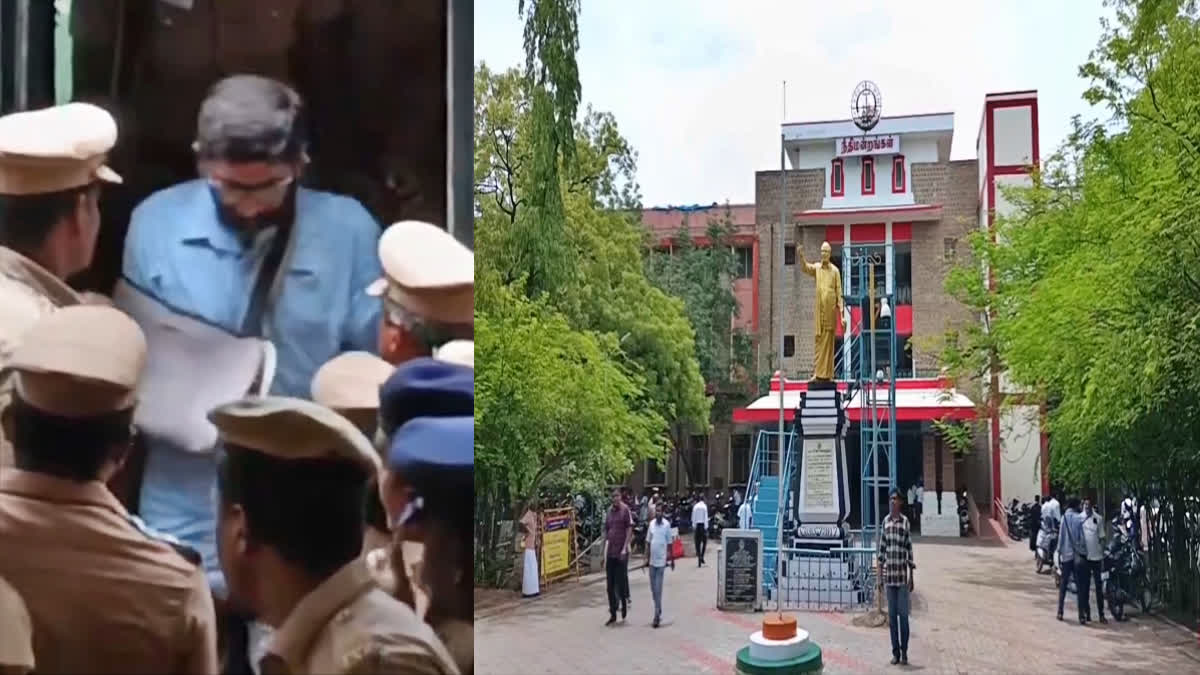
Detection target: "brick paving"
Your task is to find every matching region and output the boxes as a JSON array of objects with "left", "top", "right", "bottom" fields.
[{"left": 476, "top": 533, "right": 1200, "bottom": 674}]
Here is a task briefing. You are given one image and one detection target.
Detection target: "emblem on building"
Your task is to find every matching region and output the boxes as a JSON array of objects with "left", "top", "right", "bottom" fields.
[{"left": 851, "top": 81, "right": 882, "bottom": 132}]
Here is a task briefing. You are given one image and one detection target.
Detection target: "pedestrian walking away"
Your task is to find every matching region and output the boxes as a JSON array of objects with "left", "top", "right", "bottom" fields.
[
  {"left": 1029, "top": 496, "right": 1042, "bottom": 555},
  {"left": 644, "top": 510, "right": 675, "bottom": 627},
  {"left": 1057, "top": 497, "right": 1087, "bottom": 623},
  {"left": 1080, "top": 498, "right": 1107, "bottom": 623},
  {"left": 877, "top": 490, "right": 915, "bottom": 666},
  {"left": 602, "top": 489, "right": 634, "bottom": 625},
  {"left": 691, "top": 495, "right": 709, "bottom": 566}
]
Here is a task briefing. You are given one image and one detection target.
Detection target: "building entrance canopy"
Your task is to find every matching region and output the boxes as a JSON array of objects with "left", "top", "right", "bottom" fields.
[{"left": 732, "top": 377, "right": 975, "bottom": 424}]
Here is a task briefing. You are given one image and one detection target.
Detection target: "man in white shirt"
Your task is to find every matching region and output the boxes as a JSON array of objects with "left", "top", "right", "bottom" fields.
[
  {"left": 738, "top": 498, "right": 753, "bottom": 530},
  {"left": 644, "top": 511, "right": 674, "bottom": 628},
  {"left": 1079, "top": 498, "right": 1107, "bottom": 623},
  {"left": 691, "top": 495, "right": 709, "bottom": 567},
  {"left": 1042, "top": 493, "right": 1061, "bottom": 525}
]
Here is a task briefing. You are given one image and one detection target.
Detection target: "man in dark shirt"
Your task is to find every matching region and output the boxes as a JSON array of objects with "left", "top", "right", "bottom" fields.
[{"left": 602, "top": 489, "right": 633, "bottom": 626}]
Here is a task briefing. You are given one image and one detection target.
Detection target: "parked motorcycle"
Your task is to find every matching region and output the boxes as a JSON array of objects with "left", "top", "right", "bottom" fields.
[
  {"left": 1006, "top": 499, "right": 1031, "bottom": 541},
  {"left": 1102, "top": 516, "right": 1150, "bottom": 620},
  {"left": 709, "top": 510, "right": 726, "bottom": 539},
  {"left": 1036, "top": 515, "right": 1059, "bottom": 574}
]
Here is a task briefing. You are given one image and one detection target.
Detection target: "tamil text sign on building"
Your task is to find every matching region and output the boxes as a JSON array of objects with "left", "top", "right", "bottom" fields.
[{"left": 836, "top": 134, "right": 900, "bottom": 157}]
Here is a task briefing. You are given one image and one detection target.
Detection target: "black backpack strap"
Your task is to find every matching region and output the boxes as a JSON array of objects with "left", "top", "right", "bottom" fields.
[{"left": 239, "top": 224, "right": 294, "bottom": 338}]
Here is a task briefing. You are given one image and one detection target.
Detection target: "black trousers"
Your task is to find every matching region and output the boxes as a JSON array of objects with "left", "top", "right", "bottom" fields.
[
  {"left": 1082, "top": 559, "right": 1104, "bottom": 619},
  {"left": 1057, "top": 559, "right": 1078, "bottom": 618},
  {"left": 694, "top": 523, "right": 708, "bottom": 563},
  {"left": 605, "top": 557, "right": 629, "bottom": 616}
]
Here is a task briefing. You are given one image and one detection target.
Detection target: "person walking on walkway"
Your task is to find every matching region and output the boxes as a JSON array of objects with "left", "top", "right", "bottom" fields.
[
  {"left": 877, "top": 490, "right": 915, "bottom": 666},
  {"left": 1057, "top": 497, "right": 1087, "bottom": 623},
  {"left": 1080, "top": 498, "right": 1107, "bottom": 623},
  {"left": 1028, "top": 496, "right": 1042, "bottom": 556},
  {"left": 644, "top": 508, "right": 675, "bottom": 628},
  {"left": 691, "top": 494, "right": 709, "bottom": 567},
  {"left": 602, "top": 489, "right": 633, "bottom": 625}
]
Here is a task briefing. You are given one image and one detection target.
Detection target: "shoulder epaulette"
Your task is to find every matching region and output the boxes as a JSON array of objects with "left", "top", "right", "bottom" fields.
[{"left": 126, "top": 513, "right": 203, "bottom": 566}]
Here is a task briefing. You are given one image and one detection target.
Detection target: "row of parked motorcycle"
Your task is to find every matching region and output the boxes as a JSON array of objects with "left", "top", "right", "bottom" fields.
[
  {"left": 629, "top": 490, "right": 740, "bottom": 554},
  {"left": 1004, "top": 499, "right": 1149, "bottom": 621}
]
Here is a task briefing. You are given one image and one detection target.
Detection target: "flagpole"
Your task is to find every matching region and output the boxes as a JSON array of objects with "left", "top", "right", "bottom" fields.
[{"left": 776, "top": 79, "right": 787, "bottom": 618}]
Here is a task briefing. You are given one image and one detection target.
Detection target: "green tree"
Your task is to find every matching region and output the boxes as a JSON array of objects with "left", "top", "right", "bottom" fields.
[
  {"left": 937, "top": 1, "right": 1200, "bottom": 619},
  {"left": 474, "top": 55, "right": 710, "bottom": 582},
  {"left": 475, "top": 63, "right": 710, "bottom": 443},
  {"left": 941, "top": 0, "right": 1200, "bottom": 491},
  {"left": 644, "top": 207, "right": 757, "bottom": 486}
]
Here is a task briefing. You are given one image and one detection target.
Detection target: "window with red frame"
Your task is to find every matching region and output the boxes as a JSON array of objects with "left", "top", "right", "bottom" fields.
[
  {"left": 892, "top": 155, "right": 906, "bottom": 193},
  {"left": 830, "top": 158, "right": 844, "bottom": 197},
  {"left": 861, "top": 156, "right": 875, "bottom": 195}
]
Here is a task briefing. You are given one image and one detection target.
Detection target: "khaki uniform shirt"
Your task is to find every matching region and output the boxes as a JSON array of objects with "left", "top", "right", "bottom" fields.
[
  {"left": 0, "top": 248, "right": 80, "bottom": 467},
  {"left": 364, "top": 541, "right": 428, "bottom": 617},
  {"left": 71, "top": 0, "right": 344, "bottom": 151},
  {"left": 0, "top": 470, "right": 217, "bottom": 674},
  {"left": 0, "top": 575, "right": 33, "bottom": 673},
  {"left": 260, "top": 558, "right": 458, "bottom": 675}
]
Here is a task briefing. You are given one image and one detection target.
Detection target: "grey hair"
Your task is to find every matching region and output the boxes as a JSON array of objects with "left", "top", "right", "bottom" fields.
[
  {"left": 382, "top": 297, "right": 473, "bottom": 349},
  {"left": 194, "top": 75, "right": 307, "bottom": 162}
]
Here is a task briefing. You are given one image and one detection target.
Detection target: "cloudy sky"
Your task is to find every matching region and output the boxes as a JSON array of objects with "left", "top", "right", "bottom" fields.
[{"left": 475, "top": 1, "right": 1109, "bottom": 207}]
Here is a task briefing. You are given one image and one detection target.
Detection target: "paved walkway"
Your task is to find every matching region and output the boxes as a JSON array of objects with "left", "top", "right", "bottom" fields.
[{"left": 476, "top": 533, "right": 1200, "bottom": 674}]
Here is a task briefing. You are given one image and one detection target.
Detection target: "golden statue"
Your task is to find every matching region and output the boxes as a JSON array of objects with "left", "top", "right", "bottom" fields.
[{"left": 799, "top": 242, "right": 844, "bottom": 383}]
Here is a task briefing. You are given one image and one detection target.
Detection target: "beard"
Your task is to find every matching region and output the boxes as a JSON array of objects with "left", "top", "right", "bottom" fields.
[{"left": 210, "top": 184, "right": 298, "bottom": 233}]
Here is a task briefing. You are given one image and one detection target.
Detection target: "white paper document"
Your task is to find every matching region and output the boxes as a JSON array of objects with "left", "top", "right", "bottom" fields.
[{"left": 113, "top": 280, "right": 275, "bottom": 454}]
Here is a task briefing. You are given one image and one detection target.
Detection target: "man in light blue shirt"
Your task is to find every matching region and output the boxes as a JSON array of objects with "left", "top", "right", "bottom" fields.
[
  {"left": 1056, "top": 497, "right": 1087, "bottom": 623},
  {"left": 121, "top": 75, "right": 382, "bottom": 606}
]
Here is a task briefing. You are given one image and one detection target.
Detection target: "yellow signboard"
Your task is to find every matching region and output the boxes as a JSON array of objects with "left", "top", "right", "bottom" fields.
[{"left": 540, "top": 509, "right": 574, "bottom": 581}]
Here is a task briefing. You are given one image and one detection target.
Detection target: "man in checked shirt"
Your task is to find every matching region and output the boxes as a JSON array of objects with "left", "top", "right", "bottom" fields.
[{"left": 877, "top": 489, "right": 916, "bottom": 666}]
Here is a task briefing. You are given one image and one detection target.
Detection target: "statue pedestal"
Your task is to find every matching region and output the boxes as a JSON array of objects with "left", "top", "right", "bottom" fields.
[
  {"left": 734, "top": 615, "right": 823, "bottom": 674},
  {"left": 793, "top": 387, "right": 850, "bottom": 548}
]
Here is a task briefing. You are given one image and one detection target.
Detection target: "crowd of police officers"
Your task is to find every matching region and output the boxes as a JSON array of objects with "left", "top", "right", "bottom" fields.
[{"left": 0, "top": 4, "right": 473, "bottom": 671}]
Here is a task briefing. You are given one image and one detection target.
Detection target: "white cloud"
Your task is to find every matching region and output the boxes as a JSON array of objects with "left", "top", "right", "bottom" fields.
[{"left": 476, "top": 0, "right": 1106, "bottom": 206}]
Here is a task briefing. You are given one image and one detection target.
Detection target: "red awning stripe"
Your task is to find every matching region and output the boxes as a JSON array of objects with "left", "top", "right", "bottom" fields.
[{"left": 731, "top": 405, "right": 976, "bottom": 424}]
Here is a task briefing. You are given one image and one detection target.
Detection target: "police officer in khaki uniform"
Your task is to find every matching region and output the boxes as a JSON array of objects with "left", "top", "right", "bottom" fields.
[
  {"left": 310, "top": 351, "right": 411, "bottom": 617},
  {"left": 209, "top": 396, "right": 458, "bottom": 674},
  {"left": 368, "top": 220, "right": 473, "bottom": 366},
  {"left": 0, "top": 576, "right": 34, "bottom": 675},
  {"left": 0, "top": 305, "right": 217, "bottom": 673},
  {"left": 383, "top": 416, "right": 474, "bottom": 675},
  {"left": 311, "top": 351, "right": 395, "bottom": 441},
  {"left": 70, "top": 0, "right": 348, "bottom": 292},
  {"left": 311, "top": 351, "right": 396, "bottom": 552},
  {"left": 0, "top": 103, "right": 124, "bottom": 465}
]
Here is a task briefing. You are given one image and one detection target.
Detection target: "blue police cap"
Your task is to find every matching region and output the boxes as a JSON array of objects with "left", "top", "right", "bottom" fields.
[
  {"left": 387, "top": 415, "right": 474, "bottom": 474},
  {"left": 378, "top": 357, "right": 473, "bottom": 435}
]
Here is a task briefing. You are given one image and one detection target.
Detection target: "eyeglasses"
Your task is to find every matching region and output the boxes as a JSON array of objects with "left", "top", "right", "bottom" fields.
[{"left": 207, "top": 174, "right": 295, "bottom": 205}]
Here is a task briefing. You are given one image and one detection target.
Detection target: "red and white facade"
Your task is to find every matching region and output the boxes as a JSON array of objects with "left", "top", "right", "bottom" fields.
[
  {"left": 979, "top": 91, "right": 1048, "bottom": 515},
  {"left": 629, "top": 92, "right": 1045, "bottom": 519}
]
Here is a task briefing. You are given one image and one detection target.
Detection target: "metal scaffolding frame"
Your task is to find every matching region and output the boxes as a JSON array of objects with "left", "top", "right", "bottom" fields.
[{"left": 842, "top": 244, "right": 898, "bottom": 545}]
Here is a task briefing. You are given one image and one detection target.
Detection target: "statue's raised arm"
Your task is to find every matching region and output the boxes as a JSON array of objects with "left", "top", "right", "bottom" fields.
[{"left": 799, "top": 241, "right": 843, "bottom": 384}]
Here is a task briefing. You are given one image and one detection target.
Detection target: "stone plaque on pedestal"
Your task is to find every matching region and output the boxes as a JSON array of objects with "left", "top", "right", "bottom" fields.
[
  {"left": 718, "top": 529, "right": 763, "bottom": 611},
  {"left": 794, "top": 388, "right": 850, "bottom": 542}
]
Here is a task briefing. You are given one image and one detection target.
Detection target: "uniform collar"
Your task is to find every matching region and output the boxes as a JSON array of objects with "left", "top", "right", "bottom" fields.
[
  {"left": 264, "top": 557, "right": 376, "bottom": 672},
  {"left": 0, "top": 468, "right": 126, "bottom": 515},
  {"left": 0, "top": 247, "right": 80, "bottom": 307}
]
